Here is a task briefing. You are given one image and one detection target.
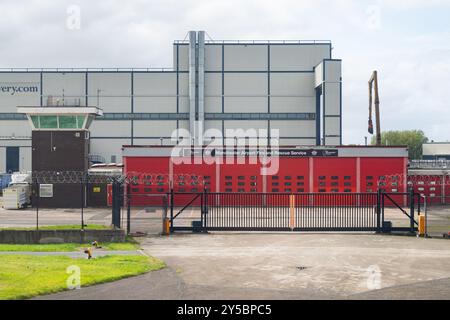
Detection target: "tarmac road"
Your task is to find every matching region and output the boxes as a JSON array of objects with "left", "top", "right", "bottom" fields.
[{"left": 36, "top": 233, "right": 450, "bottom": 300}]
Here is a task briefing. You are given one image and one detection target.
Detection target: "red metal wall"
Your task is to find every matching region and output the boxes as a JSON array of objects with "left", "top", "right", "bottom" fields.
[
  {"left": 408, "top": 174, "right": 449, "bottom": 205},
  {"left": 123, "top": 153, "right": 408, "bottom": 206}
]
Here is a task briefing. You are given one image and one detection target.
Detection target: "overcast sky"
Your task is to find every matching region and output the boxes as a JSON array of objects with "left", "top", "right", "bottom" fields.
[{"left": 0, "top": 0, "right": 449, "bottom": 144}]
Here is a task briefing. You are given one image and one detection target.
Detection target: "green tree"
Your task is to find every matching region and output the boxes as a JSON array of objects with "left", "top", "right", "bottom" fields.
[{"left": 371, "top": 130, "right": 428, "bottom": 159}]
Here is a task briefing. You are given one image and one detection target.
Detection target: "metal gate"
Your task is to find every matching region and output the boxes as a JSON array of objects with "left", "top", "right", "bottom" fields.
[{"left": 170, "top": 189, "right": 420, "bottom": 233}]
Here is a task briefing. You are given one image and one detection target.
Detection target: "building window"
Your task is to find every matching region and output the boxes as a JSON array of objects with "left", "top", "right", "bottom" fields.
[
  {"left": 272, "top": 188, "right": 279, "bottom": 192},
  {"left": 225, "top": 182, "right": 232, "bottom": 186},
  {"left": 331, "top": 176, "right": 339, "bottom": 180},
  {"left": 285, "top": 176, "right": 292, "bottom": 180},
  {"left": 284, "top": 188, "right": 292, "bottom": 193},
  {"left": 319, "top": 176, "right": 326, "bottom": 180},
  {"left": 344, "top": 182, "right": 351, "bottom": 187},
  {"left": 225, "top": 176, "right": 232, "bottom": 180},
  {"left": 297, "top": 176, "right": 304, "bottom": 180},
  {"left": 272, "top": 182, "right": 279, "bottom": 186},
  {"left": 366, "top": 176, "right": 373, "bottom": 180},
  {"left": 344, "top": 189, "right": 351, "bottom": 193},
  {"left": 331, "top": 182, "right": 339, "bottom": 187},
  {"left": 297, "top": 182, "right": 304, "bottom": 186},
  {"left": 238, "top": 176, "right": 245, "bottom": 180},
  {"left": 319, "top": 182, "right": 326, "bottom": 187},
  {"left": 272, "top": 176, "right": 279, "bottom": 180},
  {"left": 297, "top": 188, "right": 304, "bottom": 193},
  {"left": 344, "top": 176, "right": 351, "bottom": 180},
  {"left": 318, "top": 189, "right": 326, "bottom": 193},
  {"left": 225, "top": 188, "right": 232, "bottom": 192},
  {"left": 144, "top": 188, "right": 152, "bottom": 192}
]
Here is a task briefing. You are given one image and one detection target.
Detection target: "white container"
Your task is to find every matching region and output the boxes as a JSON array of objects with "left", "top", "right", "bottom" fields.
[{"left": 2, "top": 185, "right": 30, "bottom": 209}]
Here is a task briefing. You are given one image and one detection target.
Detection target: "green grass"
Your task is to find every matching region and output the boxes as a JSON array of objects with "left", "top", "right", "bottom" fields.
[
  {"left": 0, "top": 224, "right": 110, "bottom": 231},
  {"left": 0, "top": 254, "right": 165, "bottom": 300},
  {"left": 0, "top": 241, "right": 140, "bottom": 252}
]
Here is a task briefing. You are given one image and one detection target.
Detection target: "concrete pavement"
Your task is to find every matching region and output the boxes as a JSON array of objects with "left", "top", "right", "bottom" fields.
[{"left": 35, "top": 233, "right": 450, "bottom": 300}]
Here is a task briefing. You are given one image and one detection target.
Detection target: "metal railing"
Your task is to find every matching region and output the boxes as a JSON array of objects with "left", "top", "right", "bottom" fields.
[
  {"left": 0, "top": 67, "right": 174, "bottom": 72},
  {"left": 165, "top": 190, "right": 420, "bottom": 233},
  {"left": 409, "top": 160, "right": 450, "bottom": 169},
  {"left": 174, "top": 39, "right": 332, "bottom": 44}
]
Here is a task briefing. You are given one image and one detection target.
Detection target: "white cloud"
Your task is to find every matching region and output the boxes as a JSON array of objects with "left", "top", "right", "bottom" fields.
[{"left": 0, "top": 0, "right": 448, "bottom": 142}]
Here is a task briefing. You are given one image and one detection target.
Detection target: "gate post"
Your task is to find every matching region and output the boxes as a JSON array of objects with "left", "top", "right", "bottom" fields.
[
  {"left": 126, "top": 183, "right": 131, "bottom": 235},
  {"left": 203, "top": 188, "right": 208, "bottom": 233},
  {"left": 111, "top": 180, "right": 121, "bottom": 229},
  {"left": 170, "top": 188, "right": 174, "bottom": 232},
  {"left": 376, "top": 188, "right": 381, "bottom": 233},
  {"left": 409, "top": 187, "right": 415, "bottom": 233}
]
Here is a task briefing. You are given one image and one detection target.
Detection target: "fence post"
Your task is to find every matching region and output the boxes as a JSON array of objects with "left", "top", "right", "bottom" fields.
[
  {"left": 126, "top": 183, "right": 131, "bottom": 234},
  {"left": 409, "top": 187, "right": 415, "bottom": 233},
  {"left": 81, "top": 172, "right": 85, "bottom": 230},
  {"left": 35, "top": 180, "right": 39, "bottom": 231},
  {"left": 111, "top": 180, "right": 122, "bottom": 229},
  {"left": 170, "top": 188, "right": 174, "bottom": 232},
  {"left": 376, "top": 188, "right": 381, "bottom": 233},
  {"left": 203, "top": 187, "right": 208, "bottom": 233}
]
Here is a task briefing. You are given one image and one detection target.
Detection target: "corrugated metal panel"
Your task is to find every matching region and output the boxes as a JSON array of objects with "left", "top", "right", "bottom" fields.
[
  {"left": 423, "top": 143, "right": 450, "bottom": 156},
  {"left": 91, "top": 138, "right": 131, "bottom": 162},
  {"left": 42, "top": 73, "right": 85, "bottom": 106},
  {"left": 323, "top": 82, "right": 340, "bottom": 115},
  {"left": 224, "top": 45, "right": 268, "bottom": 71},
  {"left": 175, "top": 44, "right": 189, "bottom": 71},
  {"left": 325, "top": 117, "right": 340, "bottom": 137},
  {"left": 87, "top": 73, "right": 131, "bottom": 112},
  {"left": 0, "top": 73, "right": 40, "bottom": 111},
  {"left": 133, "top": 120, "right": 177, "bottom": 137},
  {"left": 271, "top": 45, "right": 330, "bottom": 71},
  {"left": 270, "top": 73, "right": 315, "bottom": 96},
  {"left": 0, "top": 120, "right": 31, "bottom": 137},
  {"left": 198, "top": 31, "right": 206, "bottom": 146},
  {"left": 205, "top": 73, "right": 222, "bottom": 113},
  {"left": 188, "top": 31, "right": 196, "bottom": 143},
  {"left": 133, "top": 73, "right": 177, "bottom": 113},
  {"left": 205, "top": 45, "right": 222, "bottom": 71},
  {"left": 325, "top": 60, "right": 342, "bottom": 82},
  {"left": 271, "top": 120, "right": 316, "bottom": 137},
  {"left": 314, "top": 62, "right": 323, "bottom": 88},
  {"left": 0, "top": 148, "right": 5, "bottom": 172},
  {"left": 270, "top": 97, "right": 315, "bottom": 113},
  {"left": 90, "top": 120, "right": 131, "bottom": 137}
]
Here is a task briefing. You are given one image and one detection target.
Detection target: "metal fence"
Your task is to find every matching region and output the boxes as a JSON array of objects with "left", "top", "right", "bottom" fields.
[{"left": 168, "top": 190, "right": 420, "bottom": 233}]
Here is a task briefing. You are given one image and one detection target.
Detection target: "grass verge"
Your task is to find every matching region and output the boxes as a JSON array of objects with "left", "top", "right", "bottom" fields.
[
  {"left": 0, "top": 254, "right": 165, "bottom": 300},
  {"left": 0, "top": 224, "right": 110, "bottom": 231},
  {"left": 0, "top": 241, "right": 139, "bottom": 252}
]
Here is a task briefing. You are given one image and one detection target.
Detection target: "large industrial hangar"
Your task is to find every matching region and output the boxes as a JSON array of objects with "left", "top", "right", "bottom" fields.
[{"left": 0, "top": 30, "right": 342, "bottom": 173}]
